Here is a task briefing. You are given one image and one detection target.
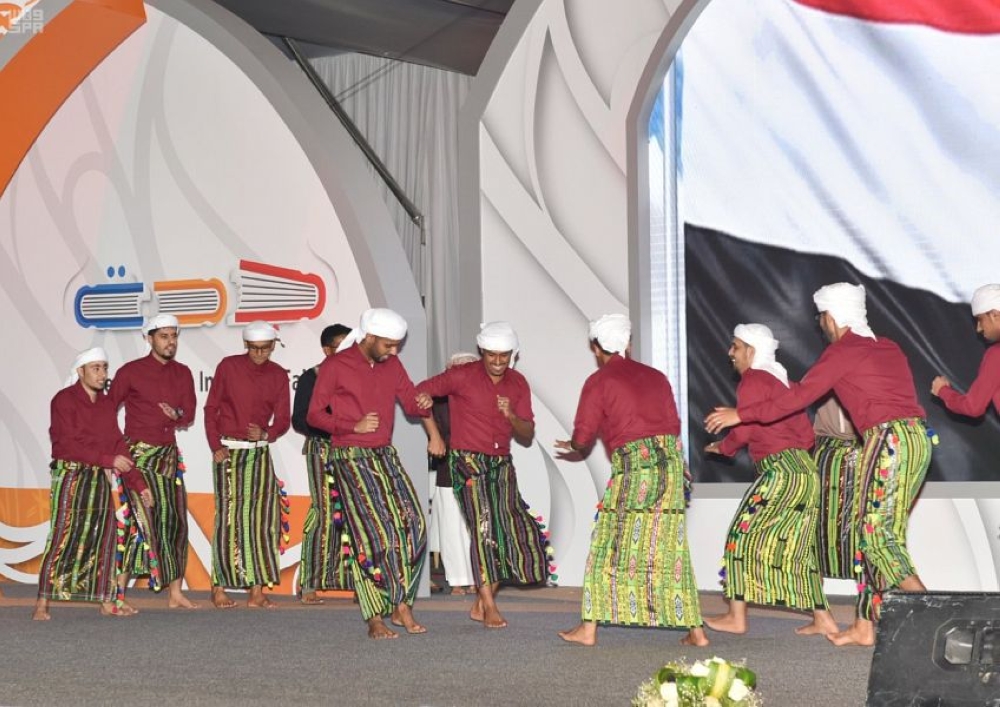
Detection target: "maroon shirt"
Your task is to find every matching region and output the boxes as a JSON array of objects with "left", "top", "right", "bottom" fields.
[
  {"left": 50, "top": 382, "right": 148, "bottom": 493},
  {"left": 739, "top": 330, "right": 925, "bottom": 433},
  {"left": 111, "top": 353, "right": 196, "bottom": 445},
  {"left": 571, "top": 355, "right": 681, "bottom": 451},
  {"left": 939, "top": 344, "right": 1000, "bottom": 419},
  {"left": 417, "top": 361, "right": 533, "bottom": 455},
  {"left": 306, "top": 344, "right": 429, "bottom": 448},
  {"left": 203, "top": 354, "right": 290, "bottom": 452},
  {"left": 718, "top": 369, "right": 814, "bottom": 462}
]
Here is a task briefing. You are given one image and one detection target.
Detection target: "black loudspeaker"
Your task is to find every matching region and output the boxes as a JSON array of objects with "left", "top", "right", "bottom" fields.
[{"left": 867, "top": 592, "right": 1000, "bottom": 706}]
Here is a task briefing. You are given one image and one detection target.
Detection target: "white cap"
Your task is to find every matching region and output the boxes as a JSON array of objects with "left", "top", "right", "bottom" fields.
[
  {"left": 733, "top": 323, "right": 788, "bottom": 387},
  {"left": 971, "top": 284, "right": 1000, "bottom": 316},
  {"left": 66, "top": 347, "right": 108, "bottom": 386},
  {"left": 144, "top": 314, "right": 179, "bottom": 334},
  {"left": 813, "top": 283, "right": 875, "bottom": 339},
  {"left": 477, "top": 322, "right": 519, "bottom": 355},
  {"left": 336, "top": 308, "right": 408, "bottom": 353},
  {"left": 588, "top": 314, "right": 631, "bottom": 355},
  {"left": 242, "top": 320, "right": 278, "bottom": 342}
]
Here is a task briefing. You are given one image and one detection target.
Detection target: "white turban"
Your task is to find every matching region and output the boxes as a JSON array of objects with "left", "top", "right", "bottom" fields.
[
  {"left": 734, "top": 323, "right": 789, "bottom": 387},
  {"left": 971, "top": 284, "right": 1000, "bottom": 316},
  {"left": 336, "top": 308, "right": 408, "bottom": 353},
  {"left": 589, "top": 314, "right": 631, "bottom": 355},
  {"left": 66, "top": 347, "right": 108, "bottom": 386},
  {"left": 144, "top": 314, "right": 179, "bottom": 334},
  {"left": 242, "top": 320, "right": 278, "bottom": 342},
  {"left": 476, "top": 322, "right": 519, "bottom": 360},
  {"left": 813, "top": 283, "right": 875, "bottom": 340}
]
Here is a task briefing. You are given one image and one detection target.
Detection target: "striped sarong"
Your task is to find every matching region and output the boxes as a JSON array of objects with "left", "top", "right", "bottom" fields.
[
  {"left": 37, "top": 461, "right": 118, "bottom": 603},
  {"left": 814, "top": 436, "right": 862, "bottom": 579},
  {"left": 449, "top": 450, "right": 547, "bottom": 587},
  {"left": 299, "top": 437, "right": 351, "bottom": 592},
  {"left": 122, "top": 441, "right": 187, "bottom": 588},
  {"left": 855, "top": 418, "right": 931, "bottom": 621},
  {"left": 581, "top": 435, "right": 702, "bottom": 628},
  {"left": 720, "top": 448, "right": 828, "bottom": 611},
  {"left": 330, "top": 445, "right": 425, "bottom": 621},
  {"left": 211, "top": 447, "right": 280, "bottom": 588}
]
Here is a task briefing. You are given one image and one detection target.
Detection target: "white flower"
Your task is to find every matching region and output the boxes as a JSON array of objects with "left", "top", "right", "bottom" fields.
[
  {"left": 658, "top": 681, "right": 679, "bottom": 706},
  {"left": 728, "top": 678, "right": 750, "bottom": 702},
  {"left": 689, "top": 661, "right": 710, "bottom": 677}
]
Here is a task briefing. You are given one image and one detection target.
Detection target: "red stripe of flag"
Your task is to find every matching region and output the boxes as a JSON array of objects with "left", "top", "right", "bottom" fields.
[{"left": 792, "top": 0, "right": 1000, "bottom": 34}]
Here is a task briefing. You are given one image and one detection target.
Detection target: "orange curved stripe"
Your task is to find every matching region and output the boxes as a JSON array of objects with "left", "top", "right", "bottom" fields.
[{"left": 0, "top": 0, "right": 146, "bottom": 198}]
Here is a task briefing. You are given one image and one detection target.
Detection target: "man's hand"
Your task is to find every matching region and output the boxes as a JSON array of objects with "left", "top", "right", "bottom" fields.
[
  {"left": 354, "top": 412, "right": 380, "bottom": 434},
  {"left": 427, "top": 434, "right": 446, "bottom": 457},
  {"left": 139, "top": 489, "right": 154, "bottom": 508},
  {"left": 213, "top": 448, "right": 228, "bottom": 464},
  {"left": 247, "top": 423, "right": 266, "bottom": 442},
  {"left": 415, "top": 392, "right": 433, "bottom": 410},
  {"left": 497, "top": 396, "right": 512, "bottom": 420},
  {"left": 705, "top": 407, "right": 741, "bottom": 434},
  {"left": 704, "top": 441, "right": 722, "bottom": 455},
  {"left": 930, "top": 376, "right": 951, "bottom": 397},
  {"left": 159, "top": 402, "right": 180, "bottom": 421},
  {"left": 112, "top": 455, "right": 134, "bottom": 473}
]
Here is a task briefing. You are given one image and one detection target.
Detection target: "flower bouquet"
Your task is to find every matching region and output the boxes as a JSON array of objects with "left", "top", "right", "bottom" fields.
[{"left": 632, "top": 656, "right": 761, "bottom": 707}]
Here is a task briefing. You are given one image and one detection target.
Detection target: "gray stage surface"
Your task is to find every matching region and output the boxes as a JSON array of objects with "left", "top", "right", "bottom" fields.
[{"left": 0, "top": 586, "right": 870, "bottom": 706}]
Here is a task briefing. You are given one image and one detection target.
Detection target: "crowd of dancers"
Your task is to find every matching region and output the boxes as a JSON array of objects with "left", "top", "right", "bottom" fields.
[{"left": 27, "top": 281, "right": 1000, "bottom": 647}]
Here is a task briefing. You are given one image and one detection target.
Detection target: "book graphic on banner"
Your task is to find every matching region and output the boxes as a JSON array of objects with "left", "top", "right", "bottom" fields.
[
  {"left": 228, "top": 259, "right": 326, "bottom": 324},
  {"left": 74, "top": 282, "right": 149, "bottom": 329},
  {"left": 153, "top": 278, "right": 227, "bottom": 327}
]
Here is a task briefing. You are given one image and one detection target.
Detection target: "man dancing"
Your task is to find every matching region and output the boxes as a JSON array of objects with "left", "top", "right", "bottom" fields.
[
  {"left": 307, "top": 308, "right": 433, "bottom": 639},
  {"left": 556, "top": 314, "right": 707, "bottom": 647},
  {"left": 291, "top": 323, "right": 351, "bottom": 604},
  {"left": 931, "top": 283, "right": 1000, "bottom": 420},
  {"left": 706, "top": 283, "right": 932, "bottom": 647},
  {"left": 34, "top": 348, "right": 152, "bottom": 620},
  {"left": 418, "top": 323, "right": 548, "bottom": 629},
  {"left": 112, "top": 313, "right": 197, "bottom": 609},
  {"left": 704, "top": 324, "right": 837, "bottom": 636},
  {"left": 204, "top": 321, "right": 290, "bottom": 609}
]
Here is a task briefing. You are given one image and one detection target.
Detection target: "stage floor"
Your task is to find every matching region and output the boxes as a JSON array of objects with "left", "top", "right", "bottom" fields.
[{"left": 0, "top": 585, "right": 871, "bottom": 706}]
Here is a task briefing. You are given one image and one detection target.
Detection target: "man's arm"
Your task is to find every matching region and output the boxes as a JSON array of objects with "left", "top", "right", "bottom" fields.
[
  {"left": 292, "top": 368, "right": 316, "bottom": 435},
  {"left": 935, "top": 346, "right": 1000, "bottom": 418}
]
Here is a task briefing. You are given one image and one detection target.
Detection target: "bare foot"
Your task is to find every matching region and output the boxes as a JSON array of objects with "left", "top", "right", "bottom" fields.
[
  {"left": 211, "top": 587, "right": 237, "bottom": 609},
  {"left": 680, "top": 627, "right": 710, "bottom": 646},
  {"left": 32, "top": 599, "right": 51, "bottom": 621},
  {"left": 796, "top": 611, "right": 839, "bottom": 636},
  {"left": 100, "top": 601, "right": 136, "bottom": 617},
  {"left": 558, "top": 622, "right": 597, "bottom": 646},
  {"left": 168, "top": 593, "right": 199, "bottom": 609},
  {"left": 247, "top": 588, "right": 278, "bottom": 609},
  {"left": 482, "top": 604, "right": 508, "bottom": 629},
  {"left": 469, "top": 598, "right": 484, "bottom": 622},
  {"left": 828, "top": 621, "right": 876, "bottom": 647},
  {"left": 367, "top": 616, "right": 399, "bottom": 640},
  {"left": 390, "top": 604, "right": 427, "bottom": 634},
  {"left": 704, "top": 613, "right": 747, "bottom": 634},
  {"left": 300, "top": 591, "right": 324, "bottom": 605}
]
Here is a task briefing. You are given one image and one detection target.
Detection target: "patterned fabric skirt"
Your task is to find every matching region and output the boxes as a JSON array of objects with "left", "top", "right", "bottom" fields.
[
  {"left": 330, "top": 445, "right": 426, "bottom": 621},
  {"left": 855, "top": 418, "right": 932, "bottom": 621},
  {"left": 814, "top": 436, "right": 862, "bottom": 579},
  {"left": 37, "top": 461, "right": 118, "bottom": 603},
  {"left": 581, "top": 435, "right": 702, "bottom": 628},
  {"left": 720, "top": 448, "right": 827, "bottom": 611},
  {"left": 299, "top": 437, "right": 351, "bottom": 592},
  {"left": 211, "top": 447, "right": 280, "bottom": 588},
  {"left": 123, "top": 441, "right": 187, "bottom": 588},
  {"left": 449, "top": 450, "right": 547, "bottom": 587}
]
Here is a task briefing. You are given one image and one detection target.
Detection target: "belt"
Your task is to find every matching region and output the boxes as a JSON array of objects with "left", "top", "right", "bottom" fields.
[{"left": 221, "top": 438, "right": 269, "bottom": 450}]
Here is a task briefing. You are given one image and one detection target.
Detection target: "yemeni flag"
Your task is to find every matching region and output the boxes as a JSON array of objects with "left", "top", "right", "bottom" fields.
[{"left": 678, "top": 0, "right": 1000, "bottom": 481}]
